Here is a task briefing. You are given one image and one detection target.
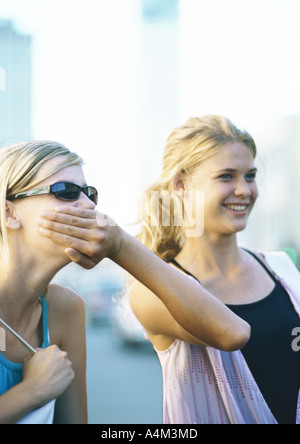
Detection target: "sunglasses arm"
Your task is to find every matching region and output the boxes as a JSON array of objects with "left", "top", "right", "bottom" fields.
[{"left": 7, "top": 185, "right": 51, "bottom": 201}]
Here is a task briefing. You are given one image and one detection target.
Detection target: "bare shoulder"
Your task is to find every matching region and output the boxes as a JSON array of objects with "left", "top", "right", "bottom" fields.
[
  {"left": 129, "top": 279, "right": 163, "bottom": 327},
  {"left": 46, "top": 283, "right": 85, "bottom": 315},
  {"left": 129, "top": 278, "right": 174, "bottom": 337},
  {"left": 46, "top": 283, "right": 86, "bottom": 348},
  {"left": 129, "top": 278, "right": 178, "bottom": 350},
  {"left": 243, "top": 249, "right": 269, "bottom": 266},
  {"left": 129, "top": 277, "right": 203, "bottom": 351}
]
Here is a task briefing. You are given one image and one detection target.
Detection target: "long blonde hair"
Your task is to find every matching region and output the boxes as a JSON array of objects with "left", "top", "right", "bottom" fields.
[
  {"left": 0, "top": 140, "right": 83, "bottom": 268},
  {"left": 137, "top": 115, "right": 257, "bottom": 262}
]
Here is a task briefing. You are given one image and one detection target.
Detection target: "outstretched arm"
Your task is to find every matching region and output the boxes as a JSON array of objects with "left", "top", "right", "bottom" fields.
[{"left": 39, "top": 208, "right": 250, "bottom": 351}]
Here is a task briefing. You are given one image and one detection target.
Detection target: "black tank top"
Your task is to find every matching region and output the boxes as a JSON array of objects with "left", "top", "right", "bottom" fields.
[{"left": 171, "top": 251, "right": 300, "bottom": 424}]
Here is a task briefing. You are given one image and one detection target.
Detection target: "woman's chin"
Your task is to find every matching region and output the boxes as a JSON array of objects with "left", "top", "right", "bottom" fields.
[
  {"left": 220, "top": 218, "right": 249, "bottom": 235},
  {"left": 231, "top": 221, "right": 248, "bottom": 234},
  {"left": 42, "top": 244, "right": 72, "bottom": 269}
]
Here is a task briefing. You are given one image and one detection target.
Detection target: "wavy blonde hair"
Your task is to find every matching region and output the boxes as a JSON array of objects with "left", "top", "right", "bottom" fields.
[
  {"left": 137, "top": 115, "right": 257, "bottom": 262},
  {"left": 0, "top": 140, "right": 82, "bottom": 268}
]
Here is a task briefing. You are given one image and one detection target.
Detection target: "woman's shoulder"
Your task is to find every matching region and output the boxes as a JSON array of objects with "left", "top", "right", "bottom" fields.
[
  {"left": 46, "top": 284, "right": 85, "bottom": 347},
  {"left": 46, "top": 283, "right": 85, "bottom": 314},
  {"left": 260, "top": 250, "right": 299, "bottom": 276},
  {"left": 243, "top": 248, "right": 295, "bottom": 269}
]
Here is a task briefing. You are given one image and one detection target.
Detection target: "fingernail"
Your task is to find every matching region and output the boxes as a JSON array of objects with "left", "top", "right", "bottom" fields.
[
  {"left": 42, "top": 211, "right": 50, "bottom": 217},
  {"left": 65, "top": 248, "right": 76, "bottom": 258}
]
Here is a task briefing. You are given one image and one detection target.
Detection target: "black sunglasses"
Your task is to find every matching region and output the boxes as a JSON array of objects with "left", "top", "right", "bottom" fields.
[{"left": 8, "top": 181, "right": 98, "bottom": 204}]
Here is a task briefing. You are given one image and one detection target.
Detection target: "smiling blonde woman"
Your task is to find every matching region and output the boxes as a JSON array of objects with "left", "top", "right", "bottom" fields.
[{"left": 130, "top": 115, "right": 300, "bottom": 424}]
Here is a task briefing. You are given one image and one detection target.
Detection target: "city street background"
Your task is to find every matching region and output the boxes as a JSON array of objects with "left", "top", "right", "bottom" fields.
[{"left": 86, "top": 323, "right": 162, "bottom": 424}]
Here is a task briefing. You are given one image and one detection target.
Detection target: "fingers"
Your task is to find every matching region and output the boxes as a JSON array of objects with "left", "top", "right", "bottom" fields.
[
  {"left": 38, "top": 206, "right": 120, "bottom": 267},
  {"left": 39, "top": 224, "right": 96, "bottom": 255},
  {"left": 39, "top": 221, "right": 106, "bottom": 267},
  {"left": 65, "top": 248, "right": 98, "bottom": 269},
  {"left": 39, "top": 218, "right": 92, "bottom": 241},
  {"left": 41, "top": 210, "right": 96, "bottom": 229},
  {"left": 44, "top": 207, "right": 115, "bottom": 228},
  {"left": 38, "top": 208, "right": 106, "bottom": 242},
  {"left": 54, "top": 207, "right": 98, "bottom": 220}
]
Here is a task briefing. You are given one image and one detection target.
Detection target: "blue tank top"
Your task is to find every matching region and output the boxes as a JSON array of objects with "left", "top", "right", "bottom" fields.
[{"left": 0, "top": 294, "right": 50, "bottom": 397}]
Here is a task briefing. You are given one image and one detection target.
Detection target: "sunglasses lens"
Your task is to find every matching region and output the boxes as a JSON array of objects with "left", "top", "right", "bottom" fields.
[
  {"left": 52, "top": 182, "right": 80, "bottom": 200},
  {"left": 82, "top": 186, "right": 98, "bottom": 204},
  {"left": 51, "top": 182, "right": 98, "bottom": 203}
]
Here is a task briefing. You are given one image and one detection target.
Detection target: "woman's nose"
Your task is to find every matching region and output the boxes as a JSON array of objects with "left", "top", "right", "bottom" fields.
[
  {"left": 234, "top": 178, "right": 251, "bottom": 198},
  {"left": 75, "top": 192, "right": 96, "bottom": 209}
]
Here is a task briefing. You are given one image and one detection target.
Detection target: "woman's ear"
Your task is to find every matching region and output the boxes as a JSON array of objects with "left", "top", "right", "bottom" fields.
[
  {"left": 6, "top": 200, "right": 22, "bottom": 230},
  {"left": 173, "top": 172, "right": 186, "bottom": 195}
]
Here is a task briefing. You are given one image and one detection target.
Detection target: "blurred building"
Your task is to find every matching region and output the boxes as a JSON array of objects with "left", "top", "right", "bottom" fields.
[
  {"left": 0, "top": 20, "right": 32, "bottom": 147},
  {"left": 137, "top": 0, "right": 179, "bottom": 186}
]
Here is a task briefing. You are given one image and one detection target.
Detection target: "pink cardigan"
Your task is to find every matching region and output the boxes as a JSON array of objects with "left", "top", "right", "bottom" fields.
[{"left": 156, "top": 252, "right": 300, "bottom": 424}]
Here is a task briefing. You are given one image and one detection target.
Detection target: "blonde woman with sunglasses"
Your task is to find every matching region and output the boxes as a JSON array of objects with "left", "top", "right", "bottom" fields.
[{"left": 0, "top": 140, "right": 98, "bottom": 424}]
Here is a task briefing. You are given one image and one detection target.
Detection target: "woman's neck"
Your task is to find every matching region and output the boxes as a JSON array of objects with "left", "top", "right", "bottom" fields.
[
  {"left": 0, "top": 254, "right": 60, "bottom": 327},
  {"left": 175, "top": 232, "right": 243, "bottom": 279}
]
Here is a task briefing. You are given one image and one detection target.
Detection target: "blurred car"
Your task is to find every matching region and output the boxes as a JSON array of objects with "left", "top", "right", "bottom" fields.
[
  {"left": 52, "top": 259, "right": 126, "bottom": 325},
  {"left": 85, "top": 285, "right": 119, "bottom": 325}
]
